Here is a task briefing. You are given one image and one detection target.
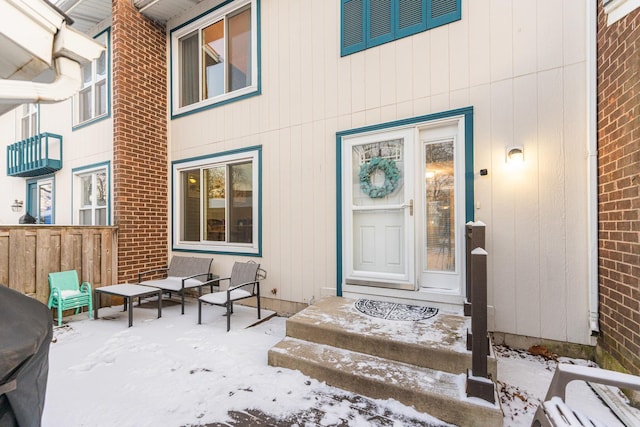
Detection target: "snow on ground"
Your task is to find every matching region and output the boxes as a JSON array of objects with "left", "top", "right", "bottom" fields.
[{"left": 43, "top": 301, "right": 639, "bottom": 426}]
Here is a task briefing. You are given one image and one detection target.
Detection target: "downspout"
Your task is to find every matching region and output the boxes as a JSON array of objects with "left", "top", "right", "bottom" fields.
[
  {"left": 587, "top": 0, "right": 599, "bottom": 334},
  {"left": 0, "top": 23, "right": 103, "bottom": 106}
]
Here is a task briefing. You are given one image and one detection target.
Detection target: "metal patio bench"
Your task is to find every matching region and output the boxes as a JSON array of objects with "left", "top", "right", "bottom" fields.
[
  {"left": 531, "top": 363, "right": 640, "bottom": 426},
  {"left": 138, "top": 256, "right": 218, "bottom": 314}
]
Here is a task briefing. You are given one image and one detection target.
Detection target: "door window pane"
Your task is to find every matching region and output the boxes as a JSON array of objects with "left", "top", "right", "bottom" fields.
[
  {"left": 424, "top": 140, "right": 455, "bottom": 272},
  {"left": 39, "top": 182, "right": 52, "bottom": 224},
  {"left": 80, "top": 209, "right": 92, "bottom": 225}
]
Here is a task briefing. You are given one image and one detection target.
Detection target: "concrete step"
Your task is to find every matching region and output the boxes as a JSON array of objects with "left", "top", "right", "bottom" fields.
[
  {"left": 285, "top": 297, "right": 497, "bottom": 378},
  {"left": 268, "top": 337, "right": 503, "bottom": 427}
]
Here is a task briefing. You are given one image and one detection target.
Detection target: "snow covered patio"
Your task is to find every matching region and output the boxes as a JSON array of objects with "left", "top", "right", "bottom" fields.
[{"left": 43, "top": 298, "right": 637, "bottom": 426}]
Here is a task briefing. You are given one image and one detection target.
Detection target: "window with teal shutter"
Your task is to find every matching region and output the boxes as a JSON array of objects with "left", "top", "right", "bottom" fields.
[{"left": 341, "top": 0, "right": 460, "bottom": 56}]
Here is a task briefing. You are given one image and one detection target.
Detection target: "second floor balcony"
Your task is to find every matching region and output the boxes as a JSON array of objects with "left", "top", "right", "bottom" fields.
[{"left": 7, "top": 133, "right": 62, "bottom": 177}]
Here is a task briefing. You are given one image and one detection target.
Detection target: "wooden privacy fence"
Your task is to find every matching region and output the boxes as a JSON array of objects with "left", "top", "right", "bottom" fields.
[{"left": 0, "top": 226, "right": 118, "bottom": 305}]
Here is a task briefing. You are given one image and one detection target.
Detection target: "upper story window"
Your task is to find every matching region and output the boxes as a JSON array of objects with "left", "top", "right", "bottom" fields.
[
  {"left": 73, "top": 163, "right": 110, "bottom": 225},
  {"left": 341, "top": 0, "right": 461, "bottom": 56},
  {"left": 73, "top": 30, "right": 110, "bottom": 128},
  {"left": 171, "top": 0, "right": 259, "bottom": 118},
  {"left": 172, "top": 147, "right": 261, "bottom": 255},
  {"left": 21, "top": 104, "right": 38, "bottom": 139}
]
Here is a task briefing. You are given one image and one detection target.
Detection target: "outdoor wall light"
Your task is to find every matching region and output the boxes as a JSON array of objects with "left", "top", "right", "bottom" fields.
[
  {"left": 11, "top": 200, "right": 23, "bottom": 212},
  {"left": 506, "top": 146, "right": 524, "bottom": 164}
]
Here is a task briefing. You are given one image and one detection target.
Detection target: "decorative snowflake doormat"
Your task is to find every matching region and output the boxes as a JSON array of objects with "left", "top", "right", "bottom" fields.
[{"left": 354, "top": 299, "right": 438, "bottom": 321}]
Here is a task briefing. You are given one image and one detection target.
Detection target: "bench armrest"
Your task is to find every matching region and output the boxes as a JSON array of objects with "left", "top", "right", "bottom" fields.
[{"left": 546, "top": 363, "right": 640, "bottom": 401}]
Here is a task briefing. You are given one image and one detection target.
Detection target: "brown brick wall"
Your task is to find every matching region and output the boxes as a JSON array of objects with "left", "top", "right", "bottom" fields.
[
  {"left": 112, "top": 0, "right": 168, "bottom": 283},
  {"left": 597, "top": 4, "right": 640, "bottom": 374}
]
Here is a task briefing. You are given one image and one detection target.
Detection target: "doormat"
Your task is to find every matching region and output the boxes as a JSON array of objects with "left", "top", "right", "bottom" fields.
[{"left": 354, "top": 299, "right": 438, "bottom": 321}]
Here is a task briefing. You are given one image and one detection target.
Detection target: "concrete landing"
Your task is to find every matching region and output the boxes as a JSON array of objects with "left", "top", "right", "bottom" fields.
[{"left": 268, "top": 297, "right": 503, "bottom": 427}]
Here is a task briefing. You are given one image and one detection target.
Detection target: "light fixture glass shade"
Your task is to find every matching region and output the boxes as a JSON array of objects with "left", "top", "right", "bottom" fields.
[{"left": 506, "top": 146, "right": 524, "bottom": 164}]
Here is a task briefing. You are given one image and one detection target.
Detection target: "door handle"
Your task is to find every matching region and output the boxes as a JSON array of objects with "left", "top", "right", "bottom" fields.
[{"left": 402, "top": 199, "right": 414, "bottom": 216}]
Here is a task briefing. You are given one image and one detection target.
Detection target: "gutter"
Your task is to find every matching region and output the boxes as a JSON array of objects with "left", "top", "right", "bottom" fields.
[
  {"left": 0, "top": 4, "right": 103, "bottom": 105},
  {"left": 587, "top": 0, "right": 599, "bottom": 335}
]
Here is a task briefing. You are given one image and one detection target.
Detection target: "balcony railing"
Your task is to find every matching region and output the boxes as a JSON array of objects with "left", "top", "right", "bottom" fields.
[{"left": 6, "top": 132, "right": 63, "bottom": 177}]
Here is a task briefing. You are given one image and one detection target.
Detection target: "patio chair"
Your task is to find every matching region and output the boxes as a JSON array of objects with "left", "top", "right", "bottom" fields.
[
  {"left": 138, "top": 256, "right": 217, "bottom": 314},
  {"left": 197, "top": 261, "right": 266, "bottom": 331},
  {"left": 47, "top": 270, "right": 92, "bottom": 326},
  {"left": 531, "top": 363, "right": 640, "bottom": 426}
]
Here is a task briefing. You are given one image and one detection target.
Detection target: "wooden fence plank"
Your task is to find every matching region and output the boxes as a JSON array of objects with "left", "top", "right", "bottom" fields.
[{"left": 0, "top": 226, "right": 118, "bottom": 306}]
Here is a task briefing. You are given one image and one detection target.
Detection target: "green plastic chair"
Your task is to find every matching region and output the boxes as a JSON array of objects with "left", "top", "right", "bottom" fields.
[{"left": 47, "top": 270, "right": 92, "bottom": 326}]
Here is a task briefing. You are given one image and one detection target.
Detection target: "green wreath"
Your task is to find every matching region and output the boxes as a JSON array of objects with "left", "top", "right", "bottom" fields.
[{"left": 359, "top": 157, "right": 400, "bottom": 198}]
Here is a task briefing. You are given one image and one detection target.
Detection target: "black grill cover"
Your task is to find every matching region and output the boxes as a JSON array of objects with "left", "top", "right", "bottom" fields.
[{"left": 0, "top": 285, "right": 52, "bottom": 427}]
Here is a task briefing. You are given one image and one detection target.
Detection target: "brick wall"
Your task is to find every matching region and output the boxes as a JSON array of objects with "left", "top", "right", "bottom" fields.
[
  {"left": 597, "top": 4, "right": 640, "bottom": 374},
  {"left": 112, "top": 0, "right": 168, "bottom": 282}
]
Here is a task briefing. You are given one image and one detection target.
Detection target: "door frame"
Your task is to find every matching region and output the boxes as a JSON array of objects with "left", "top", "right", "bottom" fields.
[{"left": 336, "top": 107, "right": 474, "bottom": 304}]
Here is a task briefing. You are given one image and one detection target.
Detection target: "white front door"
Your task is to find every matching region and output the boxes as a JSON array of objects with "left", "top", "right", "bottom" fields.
[
  {"left": 343, "top": 129, "right": 415, "bottom": 289},
  {"left": 342, "top": 116, "right": 467, "bottom": 304}
]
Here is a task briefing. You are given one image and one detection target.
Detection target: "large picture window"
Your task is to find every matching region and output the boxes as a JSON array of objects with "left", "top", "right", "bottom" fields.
[
  {"left": 173, "top": 147, "right": 261, "bottom": 255},
  {"left": 73, "top": 30, "right": 109, "bottom": 127},
  {"left": 73, "top": 163, "right": 110, "bottom": 225},
  {"left": 171, "top": 0, "right": 259, "bottom": 117}
]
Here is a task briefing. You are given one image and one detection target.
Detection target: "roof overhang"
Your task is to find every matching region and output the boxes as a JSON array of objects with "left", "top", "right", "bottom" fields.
[{"left": 0, "top": 0, "right": 104, "bottom": 115}]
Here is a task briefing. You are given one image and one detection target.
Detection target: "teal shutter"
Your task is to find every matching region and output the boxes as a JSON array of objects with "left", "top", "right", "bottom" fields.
[
  {"left": 426, "top": 0, "right": 461, "bottom": 29},
  {"left": 342, "top": 0, "right": 366, "bottom": 55},
  {"left": 395, "top": 0, "right": 426, "bottom": 38},
  {"left": 367, "top": 0, "right": 394, "bottom": 47}
]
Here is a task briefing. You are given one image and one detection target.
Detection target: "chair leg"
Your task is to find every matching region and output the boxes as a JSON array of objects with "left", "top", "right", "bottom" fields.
[
  {"left": 57, "top": 306, "right": 63, "bottom": 327},
  {"left": 88, "top": 297, "right": 93, "bottom": 319},
  {"left": 257, "top": 295, "right": 261, "bottom": 320},
  {"left": 226, "top": 304, "right": 231, "bottom": 332},
  {"left": 198, "top": 300, "right": 202, "bottom": 324},
  {"left": 181, "top": 291, "right": 185, "bottom": 315}
]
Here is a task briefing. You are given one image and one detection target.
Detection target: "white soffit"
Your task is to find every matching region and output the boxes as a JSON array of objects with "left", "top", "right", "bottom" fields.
[
  {"left": 133, "top": 0, "right": 204, "bottom": 24},
  {"left": 54, "top": 0, "right": 111, "bottom": 33}
]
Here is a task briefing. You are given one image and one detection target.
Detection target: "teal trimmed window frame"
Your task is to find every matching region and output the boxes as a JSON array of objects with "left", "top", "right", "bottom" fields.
[
  {"left": 335, "top": 107, "right": 474, "bottom": 296},
  {"left": 171, "top": 145, "right": 262, "bottom": 257},
  {"left": 169, "top": 0, "right": 261, "bottom": 119},
  {"left": 341, "top": 0, "right": 461, "bottom": 56},
  {"left": 72, "top": 27, "right": 112, "bottom": 131},
  {"left": 71, "top": 161, "right": 111, "bottom": 226}
]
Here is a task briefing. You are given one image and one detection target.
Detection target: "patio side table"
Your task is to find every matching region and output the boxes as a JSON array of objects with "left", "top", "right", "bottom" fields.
[{"left": 94, "top": 284, "right": 162, "bottom": 327}]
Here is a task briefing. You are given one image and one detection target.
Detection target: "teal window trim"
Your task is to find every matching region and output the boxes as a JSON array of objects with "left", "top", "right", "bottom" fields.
[
  {"left": 341, "top": 0, "right": 461, "bottom": 56},
  {"left": 170, "top": 0, "right": 261, "bottom": 119},
  {"left": 72, "top": 27, "right": 112, "bottom": 131},
  {"left": 171, "top": 145, "right": 262, "bottom": 257},
  {"left": 71, "top": 161, "right": 111, "bottom": 225},
  {"left": 335, "top": 107, "right": 474, "bottom": 296}
]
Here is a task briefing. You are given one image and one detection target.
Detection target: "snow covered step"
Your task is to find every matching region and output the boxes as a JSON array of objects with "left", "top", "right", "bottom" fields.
[
  {"left": 268, "top": 337, "right": 503, "bottom": 427},
  {"left": 285, "top": 297, "right": 497, "bottom": 378}
]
